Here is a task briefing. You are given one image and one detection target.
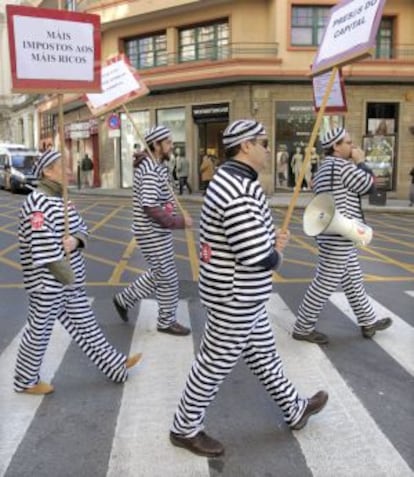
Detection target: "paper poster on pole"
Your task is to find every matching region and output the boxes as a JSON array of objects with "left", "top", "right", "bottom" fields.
[
  {"left": 6, "top": 5, "right": 101, "bottom": 93},
  {"left": 311, "top": 0, "right": 386, "bottom": 76},
  {"left": 313, "top": 68, "right": 347, "bottom": 114},
  {"left": 85, "top": 55, "right": 150, "bottom": 116}
]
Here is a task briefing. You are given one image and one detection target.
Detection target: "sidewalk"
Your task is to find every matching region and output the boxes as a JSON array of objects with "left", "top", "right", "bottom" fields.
[{"left": 70, "top": 186, "right": 414, "bottom": 213}]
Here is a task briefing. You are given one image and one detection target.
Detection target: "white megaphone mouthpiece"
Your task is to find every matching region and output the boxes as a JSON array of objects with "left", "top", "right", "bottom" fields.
[{"left": 303, "top": 193, "right": 373, "bottom": 247}]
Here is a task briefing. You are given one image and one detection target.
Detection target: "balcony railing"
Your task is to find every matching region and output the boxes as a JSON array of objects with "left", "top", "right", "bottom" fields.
[
  {"left": 134, "top": 42, "right": 279, "bottom": 70},
  {"left": 368, "top": 44, "right": 414, "bottom": 61}
]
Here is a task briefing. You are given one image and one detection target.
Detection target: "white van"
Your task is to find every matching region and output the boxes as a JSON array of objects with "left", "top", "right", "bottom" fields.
[{"left": 0, "top": 143, "right": 39, "bottom": 192}]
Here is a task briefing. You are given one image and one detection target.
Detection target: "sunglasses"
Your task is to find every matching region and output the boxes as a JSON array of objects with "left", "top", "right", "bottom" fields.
[{"left": 255, "top": 138, "right": 269, "bottom": 149}]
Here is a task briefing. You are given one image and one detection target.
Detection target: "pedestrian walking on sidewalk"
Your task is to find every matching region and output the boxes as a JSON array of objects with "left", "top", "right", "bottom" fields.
[
  {"left": 113, "top": 126, "right": 193, "bottom": 336},
  {"left": 170, "top": 120, "right": 328, "bottom": 458},
  {"left": 292, "top": 127, "right": 393, "bottom": 345},
  {"left": 200, "top": 154, "right": 215, "bottom": 195},
  {"left": 14, "top": 150, "right": 141, "bottom": 395},
  {"left": 175, "top": 148, "right": 192, "bottom": 195}
]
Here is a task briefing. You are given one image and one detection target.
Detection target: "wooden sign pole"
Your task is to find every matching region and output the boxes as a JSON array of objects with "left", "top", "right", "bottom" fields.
[
  {"left": 281, "top": 66, "right": 338, "bottom": 233},
  {"left": 58, "top": 94, "right": 69, "bottom": 238}
]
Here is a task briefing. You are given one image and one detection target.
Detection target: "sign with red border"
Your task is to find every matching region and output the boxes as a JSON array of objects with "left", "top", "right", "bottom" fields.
[
  {"left": 6, "top": 5, "right": 101, "bottom": 93},
  {"left": 311, "top": 0, "right": 386, "bottom": 76},
  {"left": 312, "top": 68, "right": 347, "bottom": 114},
  {"left": 85, "top": 55, "right": 149, "bottom": 117},
  {"left": 107, "top": 113, "right": 121, "bottom": 130}
]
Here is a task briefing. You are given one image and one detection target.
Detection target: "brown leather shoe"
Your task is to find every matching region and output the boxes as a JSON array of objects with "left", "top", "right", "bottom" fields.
[
  {"left": 292, "top": 330, "right": 329, "bottom": 345},
  {"left": 290, "top": 390, "right": 328, "bottom": 431},
  {"left": 361, "top": 317, "right": 392, "bottom": 338},
  {"left": 19, "top": 381, "right": 55, "bottom": 395},
  {"left": 157, "top": 322, "right": 191, "bottom": 336},
  {"left": 170, "top": 431, "right": 224, "bottom": 457},
  {"left": 126, "top": 353, "right": 143, "bottom": 369}
]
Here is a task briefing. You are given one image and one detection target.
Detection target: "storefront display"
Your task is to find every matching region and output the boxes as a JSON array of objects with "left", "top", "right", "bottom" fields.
[{"left": 362, "top": 134, "right": 395, "bottom": 190}]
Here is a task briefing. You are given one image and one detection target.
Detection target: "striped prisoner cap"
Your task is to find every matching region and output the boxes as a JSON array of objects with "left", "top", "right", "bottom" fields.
[
  {"left": 144, "top": 125, "right": 171, "bottom": 146},
  {"left": 222, "top": 120, "right": 266, "bottom": 149},
  {"left": 33, "top": 149, "right": 61, "bottom": 178},
  {"left": 321, "top": 127, "right": 346, "bottom": 149}
]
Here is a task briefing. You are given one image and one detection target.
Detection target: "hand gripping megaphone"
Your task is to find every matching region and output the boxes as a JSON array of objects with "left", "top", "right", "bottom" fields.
[{"left": 303, "top": 193, "right": 373, "bottom": 247}]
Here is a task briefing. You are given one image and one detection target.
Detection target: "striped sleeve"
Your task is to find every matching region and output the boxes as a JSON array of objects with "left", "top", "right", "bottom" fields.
[
  {"left": 222, "top": 195, "right": 273, "bottom": 266},
  {"left": 140, "top": 170, "right": 161, "bottom": 208},
  {"left": 341, "top": 162, "right": 374, "bottom": 195}
]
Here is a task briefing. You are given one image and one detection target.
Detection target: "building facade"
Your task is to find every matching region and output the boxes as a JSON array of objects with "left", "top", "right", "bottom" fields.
[{"left": 4, "top": 0, "right": 414, "bottom": 196}]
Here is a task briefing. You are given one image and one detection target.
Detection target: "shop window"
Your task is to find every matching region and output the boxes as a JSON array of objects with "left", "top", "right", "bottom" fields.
[
  {"left": 179, "top": 20, "right": 229, "bottom": 62},
  {"left": 275, "top": 101, "right": 344, "bottom": 189},
  {"left": 120, "top": 110, "right": 150, "bottom": 188},
  {"left": 65, "top": 0, "right": 76, "bottom": 11},
  {"left": 124, "top": 33, "right": 167, "bottom": 69},
  {"left": 374, "top": 18, "right": 394, "bottom": 59},
  {"left": 364, "top": 102, "right": 399, "bottom": 191},
  {"left": 290, "top": 6, "right": 330, "bottom": 47}
]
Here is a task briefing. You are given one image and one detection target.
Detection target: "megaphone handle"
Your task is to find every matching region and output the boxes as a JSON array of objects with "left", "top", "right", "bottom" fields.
[{"left": 281, "top": 66, "right": 339, "bottom": 233}]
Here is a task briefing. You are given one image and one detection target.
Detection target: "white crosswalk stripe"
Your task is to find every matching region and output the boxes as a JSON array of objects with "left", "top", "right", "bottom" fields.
[
  {"left": 268, "top": 293, "right": 413, "bottom": 477},
  {"left": 107, "top": 299, "right": 210, "bottom": 477},
  {"left": 0, "top": 321, "right": 71, "bottom": 477},
  {"left": 329, "top": 292, "right": 414, "bottom": 376}
]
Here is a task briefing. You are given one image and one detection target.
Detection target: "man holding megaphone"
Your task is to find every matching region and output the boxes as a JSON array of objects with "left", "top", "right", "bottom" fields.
[{"left": 292, "top": 127, "right": 392, "bottom": 345}]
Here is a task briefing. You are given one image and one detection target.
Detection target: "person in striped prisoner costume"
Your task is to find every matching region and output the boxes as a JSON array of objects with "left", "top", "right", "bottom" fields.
[
  {"left": 170, "top": 120, "right": 328, "bottom": 457},
  {"left": 14, "top": 150, "right": 141, "bottom": 395},
  {"left": 292, "top": 127, "right": 393, "bottom": 345},
  {"left": 113, "top": 125, "right": 193, "bottom": 335}
]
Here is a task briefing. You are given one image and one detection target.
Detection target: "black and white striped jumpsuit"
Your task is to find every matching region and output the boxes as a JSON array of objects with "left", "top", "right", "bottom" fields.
[
  {"left": 115, "top": 155, "right": 182, "bottom": 329},
  {"left": 172, "top": 160, "right": 307, "bottom": 437},
  {"left": 293, "top": 157, "right": 376, "bottom": 335},
  {"left": 14, "top": 190, "right": 128, "bottom": 391}
]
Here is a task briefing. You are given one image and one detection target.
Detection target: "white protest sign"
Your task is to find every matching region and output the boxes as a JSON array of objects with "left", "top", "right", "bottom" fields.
[
  {"left": 7, "top": 5, "right": 101, "bottom": 93},
  {"left": 86, "top": 56, "right": 149, "bottom": 116},
  {"left": 14, "top": 17, "right": 94, "bottom": 81},
  {"left": 313, "top": 68, "right": 347, "bottom": 113},
  {"left": 311, "top": 0, "right": 386, "bottom": 76}
]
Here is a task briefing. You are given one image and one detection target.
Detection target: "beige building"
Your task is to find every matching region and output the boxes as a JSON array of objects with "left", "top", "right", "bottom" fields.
[{"left": 23, "top": 0, "right": 414, "bottom": 195}]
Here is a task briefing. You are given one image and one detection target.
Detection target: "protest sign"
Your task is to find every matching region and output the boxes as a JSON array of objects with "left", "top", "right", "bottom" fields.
[
  {"left": 7, "top": 5, "right": 101, "bottom": 93},
  {"left": 311, "top": 0, "right": 386, "bottom": 76},
  {"left": 86, "top": 55, "right": 149, "bottom": 116},
  {"left": 313, "top": 68, "right": 347, "bottom": 113}
]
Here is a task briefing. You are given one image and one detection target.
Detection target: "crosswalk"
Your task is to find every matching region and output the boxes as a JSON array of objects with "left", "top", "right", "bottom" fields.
[{"left": 0, "top": 291, "right": 413, "bottom": 477}]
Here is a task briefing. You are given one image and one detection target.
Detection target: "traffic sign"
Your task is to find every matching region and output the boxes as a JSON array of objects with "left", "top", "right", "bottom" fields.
[{"left": 107, "top": 113, "right": 121, "bottom": 130}]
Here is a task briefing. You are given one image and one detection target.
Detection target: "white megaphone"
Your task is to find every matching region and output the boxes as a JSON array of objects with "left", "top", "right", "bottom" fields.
[{"left": 303, "top": 193, "right": 373, "bottom": 247}]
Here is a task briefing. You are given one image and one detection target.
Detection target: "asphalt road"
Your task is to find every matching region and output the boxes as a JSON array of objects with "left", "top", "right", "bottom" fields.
[{"left": 0, "top": 190, "right": 413, "bottom": 477}]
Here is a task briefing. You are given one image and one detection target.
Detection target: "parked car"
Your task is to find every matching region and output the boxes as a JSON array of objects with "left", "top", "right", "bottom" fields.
[{"left": 0, "top": 143, "right": 39, "bottom": 192}]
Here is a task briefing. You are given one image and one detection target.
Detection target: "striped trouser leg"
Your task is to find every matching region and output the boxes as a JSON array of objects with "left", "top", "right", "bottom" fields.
[
  {"left": 171, "top": 302, "right": 305, "bottom": 437},
  {"left": 294, "top": 239, "right": 352, "bottom": 334},
  {"left": 341, "top": 248, "right": 376, "bottom": 326},
  {"left": 14, "top": 291, "right": 62, "bottom": 391},
  {"left": 241, "top": 304, "right": 306, "bottom": 427},
  {"left": 116, "top": 234, "right": 178, "bottom": 328},
  {"left": 58, "top": 288, "right": 128, "bottom": 383}
]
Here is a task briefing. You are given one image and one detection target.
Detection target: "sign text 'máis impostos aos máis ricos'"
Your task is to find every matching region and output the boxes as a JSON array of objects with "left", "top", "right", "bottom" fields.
[{"left": 7, "top": 5, "right": 101, "bottom": 93}]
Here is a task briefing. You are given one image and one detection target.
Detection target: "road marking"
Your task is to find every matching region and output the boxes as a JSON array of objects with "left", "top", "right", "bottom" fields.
[
  {"left": 267, "top": 293, "right": 413, "bottom": 477},
  {"left": 90, "top": 205, "right": 125, "bottom": 233},
  {"left": 107, "top": 300, "right": 209, "bottom": 477},
  {"left": 0, "top": 322, "right": 71, "bottom": 476},
  {"left": 109, "top": 237, "right": 136, "bottom": 285},
  {"left": 329, "top": 292, "right": 414, "bottom": 377}
]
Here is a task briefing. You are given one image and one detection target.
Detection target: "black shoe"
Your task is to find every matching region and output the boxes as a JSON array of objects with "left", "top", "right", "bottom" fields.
[
  {"left": 157, "top": 322, "right": 191, "bottom": 336},
  {"left": 290, "top": 391, "right": 329, "bottom": 431},
  {"left": 113, "top": 295, "right": 129, "bottom": 322},
  {"left": 361, "top": 317, "right": 392, "bottom": 338},
  {"left": 170, "top": 431, "right": 224, "bottom": 458},
  {"left": 292, "top": 330, "right": 329, "bottom": 345}
]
